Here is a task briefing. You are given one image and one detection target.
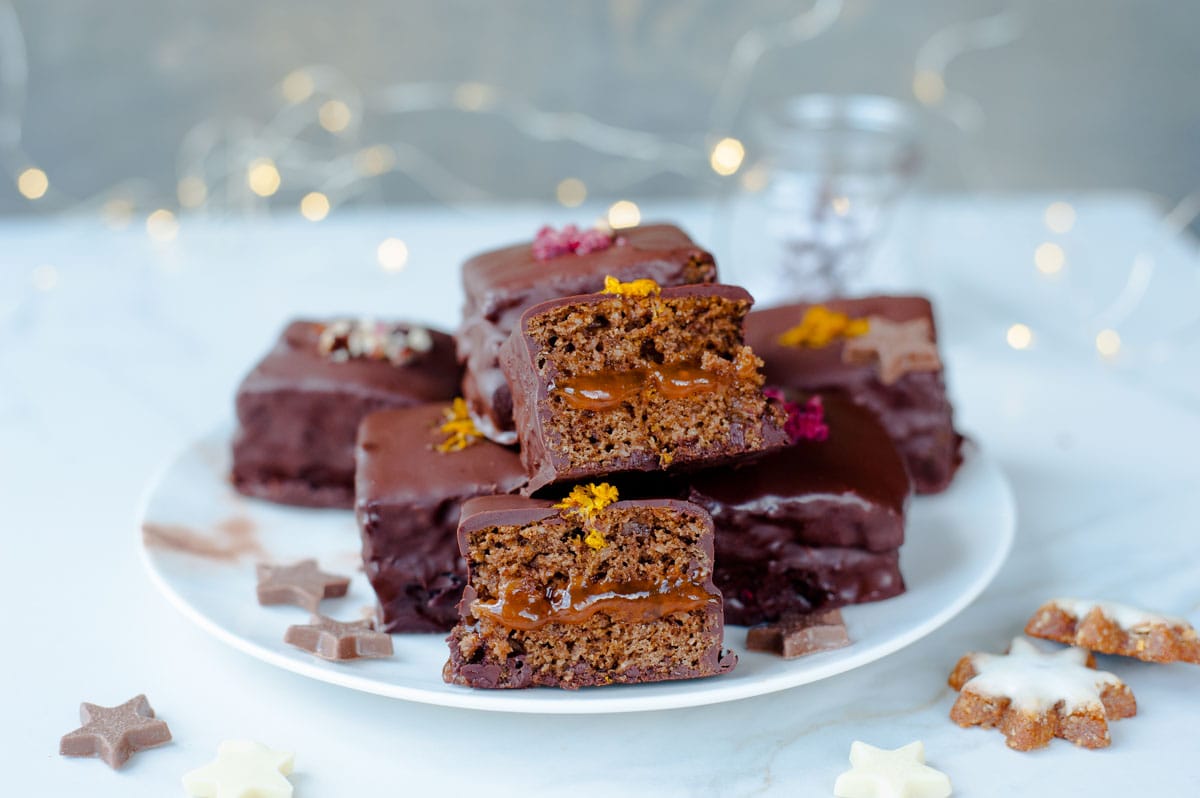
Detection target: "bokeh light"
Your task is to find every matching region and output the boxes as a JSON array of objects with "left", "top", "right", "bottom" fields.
[
  {"left": 1006, "top": 323, "right": 1034, "bottom": 350},
  {"left": 556, "top": 178, "right": 587, "bottom": 207},
  {"left": 377, "top": 238, "right": 409, "bottom": 272},
  {"left": 709, "top": 137, "right": 745, "bottom": 176},
  {"left": 607, "top": 200, "right": 641, "bottom": 229}
]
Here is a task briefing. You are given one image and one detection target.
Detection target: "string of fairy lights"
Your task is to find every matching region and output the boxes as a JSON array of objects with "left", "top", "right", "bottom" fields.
[
  {"left": 1, "top": 2, "right": 843, "bottom": 239},
  {"left": 5, "top": 1, "right": 1197, "bottom": 362}
]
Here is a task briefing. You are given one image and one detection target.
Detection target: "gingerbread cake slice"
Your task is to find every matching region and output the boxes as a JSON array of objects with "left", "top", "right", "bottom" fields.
[
  {"left": 232, "top": 319, "right": 460, "bottom": 508},
  {"left": 355, "top": 401, "right": 526, "bottom": 632},
  {"left": 686, "top": 393, "right": 910, "bottom": 625},
  {"left": 458, "top": 223, "right": 717, "bottom": 443},
  {"left": 500, "top": 280, "right": 788, "bottom": 493},
  {"left": 745, "top": 297, "right": 960, "bottom": 494},
  {"left": 445, "top": 488, "right": 734, "bottom": 689}
]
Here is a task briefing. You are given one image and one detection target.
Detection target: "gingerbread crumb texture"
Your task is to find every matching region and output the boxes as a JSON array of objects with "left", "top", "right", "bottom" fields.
[
  {"left": 1025, "top": 598, "right": 1200, "bottom": 664},
  {"left": 448, "top": 504, "right": 723, "bottom": 688},
  {"left": 948, "top": 637, "right": 1136, "bottom": 751},
  {"left": 527, "top": 291, "right": 781, "bottom": 472}
]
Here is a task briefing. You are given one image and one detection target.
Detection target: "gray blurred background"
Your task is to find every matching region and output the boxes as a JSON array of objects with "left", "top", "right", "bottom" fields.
[{"left": 1, "top": 0, "right": 1198, "bottom": 216}]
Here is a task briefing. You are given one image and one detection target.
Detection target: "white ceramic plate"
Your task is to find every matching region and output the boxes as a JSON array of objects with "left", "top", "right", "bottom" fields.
[{"left": 138, "top": 428, "right": 1013, "bottom": 714}]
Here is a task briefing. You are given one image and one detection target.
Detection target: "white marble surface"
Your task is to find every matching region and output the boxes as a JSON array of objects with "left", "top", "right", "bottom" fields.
[{"left": 3, "top": 195, "right": 1199, "bottom": 796}]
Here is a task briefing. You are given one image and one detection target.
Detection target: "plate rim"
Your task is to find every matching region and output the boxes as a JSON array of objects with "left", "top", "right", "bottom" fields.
[{"left": 136, "top": 432, "right": 1015, "bottom": 714}]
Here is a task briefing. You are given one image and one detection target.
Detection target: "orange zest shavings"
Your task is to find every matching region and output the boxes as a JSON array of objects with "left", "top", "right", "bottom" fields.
[
  {"left": 435, "top": 398, "right": 483, "bottom": 452},
  {"left": 777, "top": 306, "right": 870, "bottom": 349},
  {"left": 555, "top": 482, "right": 619, "bottom": 520},
  {"left": 602, "top": 275, "right": 661, "bottom": 298},
  {"left": 555, "top": 483, "right": 619, "bottom": 549},
  {"left": 583, "top": 528, "right": 607, "bottom": 550}
]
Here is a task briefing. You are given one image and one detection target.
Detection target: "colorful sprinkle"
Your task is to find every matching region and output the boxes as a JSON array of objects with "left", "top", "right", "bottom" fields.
[{"left": 317, "top": 319, "right": 433, "bottom": 366}]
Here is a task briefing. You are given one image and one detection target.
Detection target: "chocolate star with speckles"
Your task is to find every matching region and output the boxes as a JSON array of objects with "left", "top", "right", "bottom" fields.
[
  {"left": 256, "top": 559, "right": 350, "bottom": 611},
  {"left": 284, "top": 614, "right": 394, "bottom": 661},
  {"left": 842, "top": 316, "right": 942, "bottom": 385},
  {"left": 59, "top": 694, "right": 172, "bottom": 769}
]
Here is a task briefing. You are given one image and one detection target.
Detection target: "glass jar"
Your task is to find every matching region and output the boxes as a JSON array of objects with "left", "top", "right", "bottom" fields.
[{"left": 717, "top": 94, "right": 922, "bottom": 304}]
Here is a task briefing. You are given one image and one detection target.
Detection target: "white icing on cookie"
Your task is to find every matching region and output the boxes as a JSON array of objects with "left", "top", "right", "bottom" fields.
[
  {"left": 963, "top": 637, "right": 1124, "bottom": 713},
  {"left": 1051, "top": 598, "right": 1187, "bottom": 630}
]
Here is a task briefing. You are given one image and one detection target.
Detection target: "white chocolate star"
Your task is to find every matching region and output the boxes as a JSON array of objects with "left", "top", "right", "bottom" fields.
[
  {"left": 834, "top": 741, "right": 952, "bottom": 798},
  {"left": 182, "top": 740, "right": 294, "bottom": 798}
]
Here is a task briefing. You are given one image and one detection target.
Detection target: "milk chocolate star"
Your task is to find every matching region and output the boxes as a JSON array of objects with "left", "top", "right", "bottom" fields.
[
  {"left": 746, "top": 609, "right": 851, "bottom": 658},
  {"left": 284, "top": 614, "right": 394, "bottom": 661},
  {"left": 59, "top": 694, "right": 172, "bottom": 769},
  {"left": 256, "top": 559, "right": 350, "bottom": 611},
  {"left": 842, "top": 316, "right": 942, "bottom": 385}
]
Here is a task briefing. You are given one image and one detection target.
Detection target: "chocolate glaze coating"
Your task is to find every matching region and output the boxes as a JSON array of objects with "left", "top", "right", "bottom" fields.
[
  {"left": 688, "top": 394, "right": 910, "bottom": 552},
  {"left": 461, "top": 224, "right": 718, "bottom": 334},
  {"left": 454, "top": 495, "right": 558, "bottom": 543},
  {"left": 232, "top": 320, "right": 461, "bottom": 508},
  {"left": 447, "top": 496, "right": 734, "bottom": 689},
  {"left": 456, "top": 223, "right": 717, "bottom": 441},
  {"left": 501, "top": 283, "right": 788, "bottom": 493},
  {"left": 455, "top": 495, "right": 715, "bottom": 559},
  {"left": 745, "top": 296, "right": 961, "bottom": 494},
  {"left": 687, "top": 395, "right": 910, "bottom": 625},
  {"left": 716, "top": 545, "right": 904, "bottom": 626},
  {"left": 355, "top": 404, "right": 526, "bottom": 632}
]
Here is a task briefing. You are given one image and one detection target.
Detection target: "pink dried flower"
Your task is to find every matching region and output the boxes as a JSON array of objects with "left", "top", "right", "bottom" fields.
[
  {"left": 532, "top": 224, "right": 617, "bottom": 260},
  {"left": 574, "top": 228, "right": 615, "bottom": 254},
  {"left": 765, "top": 388, "right": 829, "bottom": 443}
]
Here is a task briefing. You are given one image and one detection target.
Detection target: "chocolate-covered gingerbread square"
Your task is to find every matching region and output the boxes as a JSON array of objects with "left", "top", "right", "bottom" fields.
[
  {"left": 457, "top": 223, "right": 717, "bottom": 443},
  {"left": 445, "top": 491, "right": 734, "bottom": 689},
  {"left": 500, "top": 281, "right": 788, "bottom": 494},
  {"left": 232, "top": 319, "right": 460, "bottom": 509},
  {"left": 745, "top": 296, "right": 960, "bottom": 493},
  {"left": 687, "top": 394, "right": 910, "bottom": 625},
  {"left": 355, "top": 401, "right": 526, "bottom": 632}
]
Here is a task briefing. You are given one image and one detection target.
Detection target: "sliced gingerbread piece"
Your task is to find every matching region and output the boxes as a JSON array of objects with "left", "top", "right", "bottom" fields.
[
  {"left": 445, "top": 489, "right": 733, "bottom": 689},
  {"left": 1026, "top": 598, "right": 1200, "bottom": 665},
  {"left": 948, "top": 637, "right": 1136, "bottom": 751},
  {"left": 500, "top": 281, "right": 787, "bottom": 493}
]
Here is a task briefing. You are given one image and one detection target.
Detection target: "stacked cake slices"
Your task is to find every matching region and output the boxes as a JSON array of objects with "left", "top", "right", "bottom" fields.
[
  {"left": 228, "top": 221, "right": 962, "bottom": 690},
  {"left": 446, "top": 494, "right": 734, "bottom": 689}
]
